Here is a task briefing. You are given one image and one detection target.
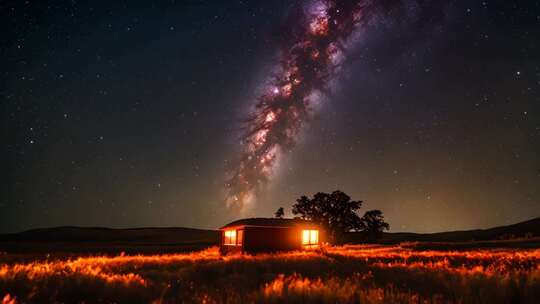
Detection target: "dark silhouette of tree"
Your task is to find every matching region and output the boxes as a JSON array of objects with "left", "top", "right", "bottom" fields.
[
  {"left": 292, "top": 190, "right": 363, "bottom": 243},
  {"left": 274, "top": 207, "right": 285, "bottom": 218},
  {"left": 361, "top": 210, "right": 390, "bottom": 242}
]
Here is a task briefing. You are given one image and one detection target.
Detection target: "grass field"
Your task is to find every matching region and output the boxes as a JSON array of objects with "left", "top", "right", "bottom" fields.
[{"left": 1, "top": 244, "right": 540, "bottom": 303}]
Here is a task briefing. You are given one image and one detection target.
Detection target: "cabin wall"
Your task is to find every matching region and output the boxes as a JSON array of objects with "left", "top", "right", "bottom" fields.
[
  {"left": 242, "top": 226, "right": 302, "bottom": 254},
  {"left": 220, "top": 225, "right": 326, "bottom": 255}
]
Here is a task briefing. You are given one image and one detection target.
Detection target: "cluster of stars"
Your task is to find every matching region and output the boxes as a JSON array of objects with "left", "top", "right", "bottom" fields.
[{"left": 226, "top": 0, "right": 376, "bottom": 211}]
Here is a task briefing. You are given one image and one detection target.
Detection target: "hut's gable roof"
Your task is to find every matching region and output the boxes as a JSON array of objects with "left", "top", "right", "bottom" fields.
[{"left": 220, "top": 217, "right": 314, "bottom": 229}]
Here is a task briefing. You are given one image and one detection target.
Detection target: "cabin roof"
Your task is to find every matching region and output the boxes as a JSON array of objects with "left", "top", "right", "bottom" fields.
[{"left": 220, "top": 217, "right": 316, "bottom": 229}]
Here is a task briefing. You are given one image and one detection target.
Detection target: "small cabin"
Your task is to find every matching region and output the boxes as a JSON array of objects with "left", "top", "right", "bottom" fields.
[{"left": 219, "top": 217, "right": 323, "bottom": 254}]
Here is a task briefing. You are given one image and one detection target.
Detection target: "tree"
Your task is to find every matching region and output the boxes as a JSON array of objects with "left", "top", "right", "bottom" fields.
[
  {"left": 360, "top": 210, "right": 390, "bottom": 242},
  {"left": 274, "top": 207, "right": 284, "bottom": 218},
  {"left": 292, "top": 190, "right": 364, "bottom": 244}
]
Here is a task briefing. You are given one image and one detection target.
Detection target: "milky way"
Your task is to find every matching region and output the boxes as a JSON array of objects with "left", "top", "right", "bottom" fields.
[{"left": 226, "top": 0, "right": 384, "bottom": 212}]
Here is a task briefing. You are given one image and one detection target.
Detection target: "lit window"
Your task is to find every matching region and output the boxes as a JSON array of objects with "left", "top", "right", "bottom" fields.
[
  {"left": 224, "top": 230, "right": 236, "bottom": 245},
  {"left": 302, "top": 229, "right": 319, "bottom": 248}
]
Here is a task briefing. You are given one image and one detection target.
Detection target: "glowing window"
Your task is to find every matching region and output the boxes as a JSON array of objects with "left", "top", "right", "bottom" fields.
[
  {"left": 224, "top": 230, "right": 236, "bottom": 245},
  {"left": 302, "top": 229, "right": 319, "bottom": 247}
]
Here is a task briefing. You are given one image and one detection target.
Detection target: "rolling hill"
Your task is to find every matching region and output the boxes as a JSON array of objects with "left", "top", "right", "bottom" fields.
[
  {"left": 0, "top": 226, "right": 220, "bottom": 254},
  {"left": 1, "top": 217, "right": 539, "bottom": 254},
  {"left": 345, "top": 217, "right": 540, "bottom": 249},
  {"left": 381, "top": 216, "right": 540, "bottom": 243}
]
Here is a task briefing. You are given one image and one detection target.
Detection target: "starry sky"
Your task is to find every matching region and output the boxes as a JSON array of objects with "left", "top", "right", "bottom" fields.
[{"left": 2, "top": 0, "right": 539, "bottom": 233}]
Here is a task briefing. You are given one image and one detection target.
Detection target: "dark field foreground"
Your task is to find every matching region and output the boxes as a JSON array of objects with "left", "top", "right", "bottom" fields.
[{"left": 1, "top": 245, "right": 540, "bottom": 304}]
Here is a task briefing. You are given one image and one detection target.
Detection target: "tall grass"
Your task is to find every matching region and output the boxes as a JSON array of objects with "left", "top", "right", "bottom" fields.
[{"left": 1, "top": 245, "right": 539, "bottom": 303}]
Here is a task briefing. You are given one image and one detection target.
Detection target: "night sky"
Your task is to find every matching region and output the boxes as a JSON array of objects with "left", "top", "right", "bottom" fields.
[{"left": 2, "top": 0, "right": 539, "bottom": 233}]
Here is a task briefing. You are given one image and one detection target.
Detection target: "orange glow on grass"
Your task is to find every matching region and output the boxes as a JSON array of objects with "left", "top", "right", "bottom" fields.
[
  {"left": 0, "top": 247, "right": 221, "bottom": 290},
  {"left": 2, "top": 245, "right": 540, "bottom": 302}
]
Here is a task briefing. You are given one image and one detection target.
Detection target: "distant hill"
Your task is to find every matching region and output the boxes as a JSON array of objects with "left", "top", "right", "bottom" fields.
[
  {"left": 0, "top": 226, "right": 220, "bottom": 254},
  {"left": 1, "top": 217, "right": 539, "bottom": 254},
  {"left": 347, "top": 217, "right": 540, "bottom": 244},
  {"left": 0, "top": 226, "right": 219, "bottom": 243}
]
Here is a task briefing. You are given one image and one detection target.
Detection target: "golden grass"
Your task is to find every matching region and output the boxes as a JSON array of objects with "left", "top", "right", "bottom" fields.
[{"left": 1, "top": 245, "right": 539, "bottom": 303}]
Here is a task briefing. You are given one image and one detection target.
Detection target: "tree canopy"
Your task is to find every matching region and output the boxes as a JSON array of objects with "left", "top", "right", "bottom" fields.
[
  {"left": 274, "top": 207, "right": 285, "bottom": 218},
  {"left": 292, "top": 190, "right": 364, "bottom": 243},
  {"left": 361, "top": 209, "right": 390, "bottom": 242},
  {"left": 291, "top": 190, "right": 389, "bottom": 243}
]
